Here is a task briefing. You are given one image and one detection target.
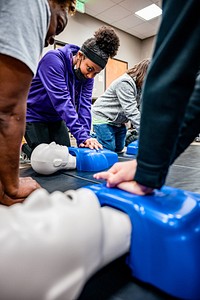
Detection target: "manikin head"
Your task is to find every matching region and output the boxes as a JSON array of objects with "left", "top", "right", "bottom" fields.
[
  {"left": 0, "top": 187, "right": 131, "bottom": 300},
  {"left": 0, "top": 188, "right": 104, "bottom": 300},
  {"left": 31, "top": 142, "right": 76, "bottom": 175}
]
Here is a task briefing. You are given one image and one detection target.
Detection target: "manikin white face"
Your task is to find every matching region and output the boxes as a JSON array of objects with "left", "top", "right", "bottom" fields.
[
  {"left": 31, "top": 142, "right": 76, "bottom": 175},
  {"left": 0, "top": 188, "right": 103, "bottom": 300}
]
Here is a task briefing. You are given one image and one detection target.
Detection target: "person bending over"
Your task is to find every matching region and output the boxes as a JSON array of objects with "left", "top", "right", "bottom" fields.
[
  {"left": 0, "top": 0, "right": 76, "bottom": 205},
  {"left": 92, "top": 59, "right": 150, "bottom": 153},
  {"left": 24, "top": 26, "right": 120, "bottom": 158}
]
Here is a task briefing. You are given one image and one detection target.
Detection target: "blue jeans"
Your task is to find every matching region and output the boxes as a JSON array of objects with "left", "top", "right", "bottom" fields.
[{"left": 93, "top": 124, "right": 127, "bottom": 152}]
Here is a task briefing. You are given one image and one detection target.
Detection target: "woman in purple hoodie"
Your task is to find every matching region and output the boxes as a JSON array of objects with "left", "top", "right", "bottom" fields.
[{"left": 24, "top": 26, "right": 120, "bottom": 158}]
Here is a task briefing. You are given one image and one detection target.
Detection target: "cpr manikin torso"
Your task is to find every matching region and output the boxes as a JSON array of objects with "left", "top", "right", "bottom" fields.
[
  {"left": 0, "top": 188, "right": 131, "bottom": 300},
  {"left": 31, "top": 142, "right": 119, "bottom": 174},
  {"left": 31, "top": 142, "right": 76, "bottom": 175}
]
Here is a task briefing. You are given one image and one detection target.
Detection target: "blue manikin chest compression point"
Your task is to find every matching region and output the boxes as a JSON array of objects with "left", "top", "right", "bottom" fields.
[
  {"left": 86, "top": 184, "right": 200, "bottom": 300},
  {"left": 68, "top": 147, "right": 118, "bottom": 171},
  {"left": 126, "top": 140, "right": 138, "bottom": 155}
]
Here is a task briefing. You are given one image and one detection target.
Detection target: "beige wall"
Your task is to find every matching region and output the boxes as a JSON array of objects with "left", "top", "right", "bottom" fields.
[{"left": 141, "top": 36, "right": 156, "bottom": 60}]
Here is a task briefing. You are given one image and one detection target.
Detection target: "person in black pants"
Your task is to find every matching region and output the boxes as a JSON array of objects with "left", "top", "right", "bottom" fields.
[
  {"left": 22, "top": 121, "right": 71, "bottom": 159},
  {"left": 23, "top": 26, "right": 120, "bottom": 159}
]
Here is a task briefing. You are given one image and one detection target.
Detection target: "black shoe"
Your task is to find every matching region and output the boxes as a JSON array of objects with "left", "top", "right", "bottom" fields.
[
  {"left": 125, "top": 129, "right": 138, "bottom": 146},
  {"left": 21, "top": 143, "right": 32, "bottom": 159}
]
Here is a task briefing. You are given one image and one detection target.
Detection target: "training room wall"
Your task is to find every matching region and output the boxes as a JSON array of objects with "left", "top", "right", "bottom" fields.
[
  {"left": 141, "top": 36, "right": 156, "bottom": 59},
  {"left": 43, "top": 12, "right": 155, "bottom": 97}
]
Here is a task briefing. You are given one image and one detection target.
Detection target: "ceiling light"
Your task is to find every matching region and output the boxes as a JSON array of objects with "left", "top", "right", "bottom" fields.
[{"left": 135, "top": 4, "right": 162, "bottom": 21}]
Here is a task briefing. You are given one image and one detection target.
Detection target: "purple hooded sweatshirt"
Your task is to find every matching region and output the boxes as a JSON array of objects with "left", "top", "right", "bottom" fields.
[{"left": 26, "top": 44, "right": 94, "bottom": 145}]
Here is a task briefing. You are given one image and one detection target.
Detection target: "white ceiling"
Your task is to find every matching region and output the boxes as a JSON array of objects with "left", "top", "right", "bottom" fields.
[{"left": 84, "top": 0, "right": 162, "bottom": 40}]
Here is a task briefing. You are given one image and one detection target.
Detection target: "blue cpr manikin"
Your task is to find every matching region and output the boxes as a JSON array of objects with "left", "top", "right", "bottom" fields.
[
  {"left": 126, "top": 139, "right": 138, "bottom": 155},
  {"left": 68, "top": 147, "right": 118, "bottom": 171},
  {"left": 87, "top": 183, "right": 200, "bottom": 300}
]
